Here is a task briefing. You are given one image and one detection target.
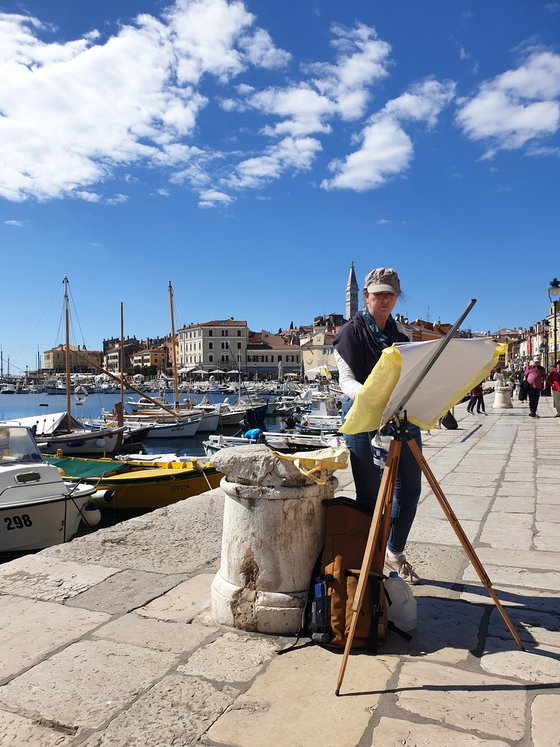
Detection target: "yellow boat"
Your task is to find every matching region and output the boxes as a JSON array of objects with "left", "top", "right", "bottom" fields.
[{"left": 43, "top": 454, "right": 223, "bottom": 512}]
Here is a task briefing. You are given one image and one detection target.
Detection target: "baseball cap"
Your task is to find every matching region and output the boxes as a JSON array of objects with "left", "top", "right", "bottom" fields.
[{"left": 364, "top": 267, "right": 401, "bottom": 295}]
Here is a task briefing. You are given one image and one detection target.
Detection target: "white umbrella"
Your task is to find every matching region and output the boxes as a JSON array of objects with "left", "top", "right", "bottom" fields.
[{"left": 210, "top": 369, "right": 225, "bottom": 374}]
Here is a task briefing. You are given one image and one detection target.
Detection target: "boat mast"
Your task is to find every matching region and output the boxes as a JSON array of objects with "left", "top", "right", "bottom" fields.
[
  {"left": 63, "top": 276, "right": 72, "bottom": 432},
  {"left": 118, "top": 302, "right": 125, "bottom": 426},
  {"left": 168, "top": 281, "right": 180, "bottom": 409}
]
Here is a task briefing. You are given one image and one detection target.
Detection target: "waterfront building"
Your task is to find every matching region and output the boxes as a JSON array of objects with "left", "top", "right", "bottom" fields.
[
  {"left": 103, "top": 338, "right": 143, "bottom": 373},
  {"left": 43, "top": 344, "right": 103, "bottom": 373},
  {"left": 177, "top": 319, "right": 249, "bottom": 372},
  {"left": 245, "top": 331, "right": 301, "bottom": 378},
  {"left": 300, "top": 329, "right": 336, "bottom": 379},
  {"left": 130, "top": 347, "right": 169, "bottom": 372}
]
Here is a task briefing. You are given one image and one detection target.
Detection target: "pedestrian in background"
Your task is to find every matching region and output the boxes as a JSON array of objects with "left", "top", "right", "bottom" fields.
[
  {"left": 547, "top": 359, "right": 560, "bottom": 417},
  {"left": 524, "top": 357, "right": 546, "bottom": 417},
  {"left": 468, "top": 381, "right": 486, "bottom": 414}
]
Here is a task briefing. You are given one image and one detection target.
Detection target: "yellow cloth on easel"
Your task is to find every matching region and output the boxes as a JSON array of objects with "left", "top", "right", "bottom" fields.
[{"left": 340, "top": 338, "right": 507, "bottom": 434}]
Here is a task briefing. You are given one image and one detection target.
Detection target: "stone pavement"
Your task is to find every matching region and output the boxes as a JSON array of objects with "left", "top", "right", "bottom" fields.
[{"left": 0, "top": 393, "right": 558, "bottom": 746}]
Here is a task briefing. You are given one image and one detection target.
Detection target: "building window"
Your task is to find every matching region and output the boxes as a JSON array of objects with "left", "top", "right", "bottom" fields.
[
  {"left": 208, "top": 330, "right": 213, "bottom": 337},
  {"left": 209, "top": 354, "right": 213, "bottom": 362},
  {"left": 209, "top": 342, "right": 213, "bottom": 349},
  {"left": 221, "top": 330, "right": 228, "bottom": 336},
  {"left": 237, "top": 330, "right": 241, "bottom": 337},
  {"left": 221, "top": 342, "right": 226, "bottom": 349},
  {"left": 237, "top": 342, "right": 242, "bottom": 349}
]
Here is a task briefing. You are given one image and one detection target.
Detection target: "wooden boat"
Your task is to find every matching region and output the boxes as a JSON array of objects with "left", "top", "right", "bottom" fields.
[
  {"left": 43, "top": 453, "right": 223, "bottom": 511},
  {"left": 0, "top": 425, "right": 97, "bottom": 552},
  {"left": 203, "top": 431, "right": 342, "bottom": 457}
]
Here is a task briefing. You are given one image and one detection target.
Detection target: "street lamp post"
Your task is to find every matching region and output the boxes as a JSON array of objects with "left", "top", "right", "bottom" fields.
[{"left": 549, "top": 278, "right": 560, "bottom": 369}]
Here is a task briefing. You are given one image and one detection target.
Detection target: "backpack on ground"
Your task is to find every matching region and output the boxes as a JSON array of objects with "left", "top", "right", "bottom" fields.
[{"left": 305, "top": 497, "right": 388, "bottom": 652}]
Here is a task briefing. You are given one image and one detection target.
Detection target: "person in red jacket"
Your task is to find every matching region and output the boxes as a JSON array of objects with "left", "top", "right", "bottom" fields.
[
  {"left": 524, "top": 357, "right": 546, "bottom": 417},
  {"left": 547, "top": 360, "right": 560, "bottom": 417}
]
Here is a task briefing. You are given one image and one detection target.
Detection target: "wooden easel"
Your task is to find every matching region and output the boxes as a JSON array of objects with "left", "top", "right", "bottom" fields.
[{"left": 335, "top": 418, "right": 525, "bottom": 696}]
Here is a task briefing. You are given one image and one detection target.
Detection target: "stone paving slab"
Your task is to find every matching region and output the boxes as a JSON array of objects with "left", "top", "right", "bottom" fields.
[
  {"left": 207, "top": 644, "right": 392, "bottom": 747},
  {"left": 395, "top": 660, "right": 527, "bottom": 740},
  {"left": 370, "top": 716, "right": 509, "bottom": 746},
  {"left": 178, "top": 631, "right": 278, "bottom": 683},
  {"left": 478, "top": 512, "right": 534, "bottom": 549},
  {"left": 41, "top": 490, "right": 225, "bottom": 575},
  {"left": 416, "top": 492, "right": 492, "bottom": 521},
  {"left": 380, "top": 597, "right": 485, "bottom": 664},
  {"left": 460, "top": 584, "right": 560, "bottom": 613},
  {"left": 65, "top": 569, "right": 187, "bottom": 615},
  {"left": 480, "top": 636, "right": 560, "bottom": 682},
  {"left": 0, "top": 595, "right": 109, "bottom": 681},
  {"left": 463, "top": 563, "right": 560, "bottom": 592},
  {"left": 0, "top": 555, "right": 119, "bottom": 603},
  {"left": 81, "top": 675, "right": 237, "bottom": 747},
  {"left": 531, "top": 694, "right": 560, "bottom": 747},
  {"left": 92, "top": 613, "right": 219, "bottom": 654},
  {"left": 0, "top": 640, "right": 177, "bottom": 731},
  {"left": 408, "top": 515, "right": 479, "bottom": 546},
  {"left": 136, "top": 572, "right": 214, "bottom": 622},
  {"left": 0, "top": 709, "right": 75, "bottom": 747}
]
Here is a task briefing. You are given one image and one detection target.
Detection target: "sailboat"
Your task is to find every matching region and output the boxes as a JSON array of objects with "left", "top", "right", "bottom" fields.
[
  {"left": 118, "top": 282, "right": 221, "bottom": 432},
  {"left": 9, "top": 277, "right": 126, "bottom": 456}
]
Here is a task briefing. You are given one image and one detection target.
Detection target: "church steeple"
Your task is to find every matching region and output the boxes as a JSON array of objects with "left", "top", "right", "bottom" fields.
[{"left": 346, "top": 261, "right": 358, "bottom": 320}]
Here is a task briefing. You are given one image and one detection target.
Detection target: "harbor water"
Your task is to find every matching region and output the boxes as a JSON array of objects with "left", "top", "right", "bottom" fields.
[{"left": 0, "top": 390, "right": 281, "bottom": 458}]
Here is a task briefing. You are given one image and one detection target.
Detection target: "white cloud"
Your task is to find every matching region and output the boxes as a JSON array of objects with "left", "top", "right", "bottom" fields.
[
  {"left": 322, "top": 118, "right": 413, "bottom": 191},
  {"left": 456, "top": 50, "right": 560, "bottom": 154},
  {"left": 383, "top": 79, "right": 456, "bottom": 126},
  {"left": 4, "top": 219, "right": 24, "bottom": 226},
  {"left": 227, "top": 136, "right": 322, "bottom": 190},
  {"left": 322, "top": 79, "right": 454, "bottom": 192},
  {"left": 0, "top": 1, "right": 290, "bottom": 203}
]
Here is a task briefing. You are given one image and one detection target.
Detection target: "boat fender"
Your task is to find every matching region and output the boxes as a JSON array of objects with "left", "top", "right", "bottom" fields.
[
  {"left": 95, "top": 438, "right": 107, "bottom": 448},
  {"left": 91, "top": 489, "right": 113, "bottom": 504},
  {"left": 81, "top": 502, "right": 102, "bottom": 527}
]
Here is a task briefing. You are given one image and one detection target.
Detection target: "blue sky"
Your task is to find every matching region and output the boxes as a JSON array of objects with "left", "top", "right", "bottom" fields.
[{"left": 1, "top": 0, "right": 559, "bottom": 374}]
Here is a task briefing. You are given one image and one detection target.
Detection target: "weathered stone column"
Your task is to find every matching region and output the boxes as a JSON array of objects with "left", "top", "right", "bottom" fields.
[
  {"left": 493, "top": 386, "right": 513, "bottom": 409},
  {"left": 210, "top": 445, "right": 338, "bottom": 634}
]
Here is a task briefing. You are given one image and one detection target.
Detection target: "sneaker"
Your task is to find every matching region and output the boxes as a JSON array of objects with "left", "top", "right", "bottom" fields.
[
  {"left": 529, "top": 412, "right": 536, "bottom": 417},
  {"left": 385, "top": 551, "right": 419, "bottom": 585}
]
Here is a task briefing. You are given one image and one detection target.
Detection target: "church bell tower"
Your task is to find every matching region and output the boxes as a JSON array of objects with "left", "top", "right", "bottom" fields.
[{"left": 346, "top": 261, "right": 358, "bottom": 320}]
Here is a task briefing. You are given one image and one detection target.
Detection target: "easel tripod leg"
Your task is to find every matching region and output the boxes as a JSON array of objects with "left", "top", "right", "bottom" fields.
[
  {"left": 407, "top": 438, "right": 524, "bottom": 651},
  {"left": 335, "top": 439, "right": 402, "bottom": 695}
]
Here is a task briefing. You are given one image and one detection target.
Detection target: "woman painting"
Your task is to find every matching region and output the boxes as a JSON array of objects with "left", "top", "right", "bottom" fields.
[{"left": 334, "top": 267, "right": 421, "bottom": 584}]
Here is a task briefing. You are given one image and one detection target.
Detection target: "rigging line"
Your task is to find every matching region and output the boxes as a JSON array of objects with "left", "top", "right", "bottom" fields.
[
  {"left": 67, "top": 284, "right": 88, "bottom": 349},
  {"left": 11, "top": 283, "right": 60, "bottom": 367}
]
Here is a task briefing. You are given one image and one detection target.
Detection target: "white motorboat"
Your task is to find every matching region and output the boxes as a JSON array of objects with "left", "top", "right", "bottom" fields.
[
  {"left": 203, "top": 430, "right": 342, "bottom": 457},
  {"left": 0, "top": 424, "right": 97, "bottom": 552}
]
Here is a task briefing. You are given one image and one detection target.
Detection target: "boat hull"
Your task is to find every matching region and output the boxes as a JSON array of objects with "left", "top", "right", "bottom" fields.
[
  {"left": 90, "top": 467, "right": 222, "bottom": 510},
  {"left": 0, "top": 484, "right": 94, "bottom": 552}
]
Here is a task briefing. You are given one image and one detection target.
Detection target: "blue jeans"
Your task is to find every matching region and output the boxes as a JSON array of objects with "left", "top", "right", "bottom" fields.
[{"left": 341, "top": 396, "right": 422, "bottom": 554}]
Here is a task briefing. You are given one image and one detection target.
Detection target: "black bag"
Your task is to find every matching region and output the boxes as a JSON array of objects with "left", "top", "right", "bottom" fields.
[
  {"left": 440, "top": 410, "right": 458, "bottom": 430},
  {"left": 518, "top": 380, "right": 529, "bottom": 401}
]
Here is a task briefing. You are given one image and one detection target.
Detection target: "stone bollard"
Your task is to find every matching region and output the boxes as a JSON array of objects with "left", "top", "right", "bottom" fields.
[
  {"left": 210, "top": 445, "right": 338, "bottom": 634},
  {"left": 493, "top": 386, "right": 513, "bottom": 409}
]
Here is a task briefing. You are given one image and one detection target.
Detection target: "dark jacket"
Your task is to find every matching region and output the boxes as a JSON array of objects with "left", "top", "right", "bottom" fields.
[{"left": 334, "top": 312, "right": 409, "bottom": 384}]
